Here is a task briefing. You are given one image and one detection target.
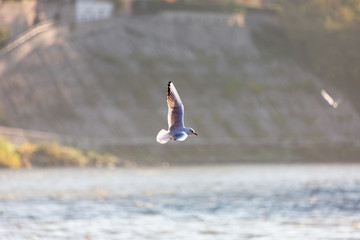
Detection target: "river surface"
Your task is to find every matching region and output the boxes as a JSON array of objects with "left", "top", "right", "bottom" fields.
[{"left": 0, "top": 164, "right": 360, "bottom": 240}]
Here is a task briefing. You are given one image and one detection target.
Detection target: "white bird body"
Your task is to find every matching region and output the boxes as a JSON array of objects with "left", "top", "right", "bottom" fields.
[{"left": 156, "top": 81, "right": 197, "bottom": 144}]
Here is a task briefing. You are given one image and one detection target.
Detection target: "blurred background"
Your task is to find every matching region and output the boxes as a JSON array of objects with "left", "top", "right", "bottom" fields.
[
  {"left": 0, "top": 0, "right": 360, "bottom": 167},
  {"left": 0, "top": 0, "right": 360, "bottom": 239}
]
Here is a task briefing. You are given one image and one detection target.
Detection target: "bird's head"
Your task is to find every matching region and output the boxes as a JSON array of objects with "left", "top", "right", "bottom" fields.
[{"left": 186, "top": 128, "right": 198, "bottom": 136}]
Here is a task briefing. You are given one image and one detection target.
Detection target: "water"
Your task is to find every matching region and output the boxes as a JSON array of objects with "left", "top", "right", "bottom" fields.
[{"left": 0, "top": 164, "right": 360, "bottom": 240}]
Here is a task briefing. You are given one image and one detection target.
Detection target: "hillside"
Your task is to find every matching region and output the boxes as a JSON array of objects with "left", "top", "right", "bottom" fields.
[{"left": 0, "top": 12, "right": 359, "bottom": 163}]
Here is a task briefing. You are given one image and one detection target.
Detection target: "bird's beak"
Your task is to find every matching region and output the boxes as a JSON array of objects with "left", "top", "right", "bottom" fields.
[{"left": 193, "top": 132, "right": 198, "bottom": 136}]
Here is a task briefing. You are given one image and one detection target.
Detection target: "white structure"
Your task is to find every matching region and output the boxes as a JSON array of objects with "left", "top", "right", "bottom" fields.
[{"left": 76, "top": 0, "right": 114, "bottom": 23}]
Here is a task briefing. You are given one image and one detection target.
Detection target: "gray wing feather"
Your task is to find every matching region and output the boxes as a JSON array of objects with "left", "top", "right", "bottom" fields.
[{"left": 167, "top": 81, "right": 184, "bottom": 130}]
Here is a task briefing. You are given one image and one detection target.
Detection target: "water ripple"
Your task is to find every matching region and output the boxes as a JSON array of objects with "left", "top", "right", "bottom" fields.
[{"left": 1, "top": 164, "right": 360, "bottom": 239}]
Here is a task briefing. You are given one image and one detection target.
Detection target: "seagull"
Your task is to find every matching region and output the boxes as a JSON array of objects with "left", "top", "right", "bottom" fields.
[
  {"left": 156, "top": 81, "right": 198, "bottom": 144},
  {"left": 321, "top": 89, "right": 341, "bottom": 108}
]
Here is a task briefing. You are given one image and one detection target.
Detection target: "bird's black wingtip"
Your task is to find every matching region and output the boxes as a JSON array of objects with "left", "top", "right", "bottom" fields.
[{"left": 167, "top": 81, "right": 171, "bottom": 95}]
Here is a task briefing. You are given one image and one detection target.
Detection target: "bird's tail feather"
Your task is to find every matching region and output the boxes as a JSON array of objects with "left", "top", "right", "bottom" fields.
[{"left": 156, "top": 129, "right": 171, "bottom": 144}]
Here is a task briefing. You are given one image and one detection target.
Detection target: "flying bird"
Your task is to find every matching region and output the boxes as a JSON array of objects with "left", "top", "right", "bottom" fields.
[
  {"left": 156, "top": 81, "right": 198, "bottom": 144},
  {"left": 321, "top": 89, "right": 341, "bottom": 108}
]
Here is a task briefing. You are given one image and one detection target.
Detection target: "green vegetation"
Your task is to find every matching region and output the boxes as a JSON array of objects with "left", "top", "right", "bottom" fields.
[
  {"left": 1, "top": 136, "right": 358, "bottom": 169},
  {"left": 0, "top": 26, "right": 10, "bottom": 47},
  {"left": 32, "top": 143, "right": 89, "bottom": 167},
  {"left": 0, "top": 137, "right": 21, "bottom": 168},
  {"left": 0, "top": 136, "right": 120, "bottom": 169}
]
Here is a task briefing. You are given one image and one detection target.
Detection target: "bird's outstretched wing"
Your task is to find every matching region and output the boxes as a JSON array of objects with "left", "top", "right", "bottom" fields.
[
  {"left": 321, "top": 89, "right": 340, "bottom": 108},
  {"left": 167, "top": 81, "right": 184, "bottom": 130}
]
